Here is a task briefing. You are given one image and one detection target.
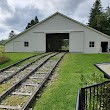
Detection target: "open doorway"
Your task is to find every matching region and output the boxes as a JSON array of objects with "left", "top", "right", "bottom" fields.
[
  {"left": 101, "top": 42, "right": 108, "bottom": 52},
  {"left": 46, "top": 33, "right": 69, "bottom": 52}
]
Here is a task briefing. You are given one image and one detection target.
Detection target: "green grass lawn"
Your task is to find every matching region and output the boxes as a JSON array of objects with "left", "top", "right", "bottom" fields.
[
  {"left": 33, "top": 53, "right": 110, "bottom": 110},
  {"left": 0, "top": 52, "right": 38, "bottom": 69}
]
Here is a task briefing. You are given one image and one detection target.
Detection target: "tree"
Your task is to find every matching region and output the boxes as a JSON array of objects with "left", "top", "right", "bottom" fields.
[
  {"left": 88, "top": 1, "right": 110, "bottom": 36},
  {"left": 31, "top": 19, "right": 36, "bottom": 25},
  {"left": 9, "top": 30, "right": 15, "bottom": 39},
  {"left": 98, "top": 6, "right": 110, "bottom": 35},
  {"left": 88, "top": 0, "right": 103, "bottom": 31},
  {"left": 25, "top": 15, "right": 39, "bottom": 29},
  {"left": 35, "top": 16, "right": 39, "bottom": 23},
  {"left": 26, "top": 23, "right": 31, "bottom": 29}
]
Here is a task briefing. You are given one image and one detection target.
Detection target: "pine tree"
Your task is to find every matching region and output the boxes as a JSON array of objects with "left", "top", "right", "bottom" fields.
[
  {"left": 35, "top": 16, "right": 39, "bottom": 23},
  {"left": 9, "top": 30, "right": 15, "bottom": 39},
  {"left": 88, "top": 0, "right": 102, "bottom": 31},
  {"left": 26, "top": 23, "right": 31, "bottom": 29},
  {"left": 31, "top": 19, "right": 36, "bottom": 26},
  {"left": 25, "top": 16, "right": 39, "bottom": 29},
  {"left": 104, "top": 6, "right": 110, "bottom": 35}
]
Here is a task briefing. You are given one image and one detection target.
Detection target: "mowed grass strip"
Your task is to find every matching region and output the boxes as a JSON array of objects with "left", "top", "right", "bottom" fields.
[
  {"left": 33, "top": 53, "right": 110, "bottom": 110},
  {"left": 0, "top": 52, "right": 38, "bottom": 69}
]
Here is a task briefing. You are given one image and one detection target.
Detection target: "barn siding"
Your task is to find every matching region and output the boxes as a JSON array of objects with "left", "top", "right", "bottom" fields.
[
  {"left": 5, "top": 13, "right": 110, "bottom": 53},
  {"left": 69, "top": 31, "right": 84, "bottom": 52},
  {"left": 5, "top": 41, "right": 14, "bottom": 52},
  {"left": 5, "top": 32, "right": 45, "bottom": 52}
]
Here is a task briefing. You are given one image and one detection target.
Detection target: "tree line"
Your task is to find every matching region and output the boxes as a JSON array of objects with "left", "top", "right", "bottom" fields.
[
  {"left": 88, "top": 0, "right": 110, "bottom": 36},
  {"left": 9, "top": 16, "right": 39, "bottom": 39},
  {"left": 25, "top": 16, "right": 39, "bottom": 29}
]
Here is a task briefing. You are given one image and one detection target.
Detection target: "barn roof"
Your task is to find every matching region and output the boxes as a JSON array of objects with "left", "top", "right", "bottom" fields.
[{"left": 5, "top": 12, "right": 110, "bottom": 44}]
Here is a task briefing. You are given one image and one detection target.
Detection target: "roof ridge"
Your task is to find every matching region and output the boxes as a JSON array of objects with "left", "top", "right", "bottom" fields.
[{"left": 5, "top": 11, "right": 110, "bottom": 44}]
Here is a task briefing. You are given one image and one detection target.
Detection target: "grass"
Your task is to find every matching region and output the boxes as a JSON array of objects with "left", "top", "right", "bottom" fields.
[
  {"left": 33, "top": 53, "right": 110, "bottom": 110},
  {"left": 0, "top": 46, "right": 4, "bottom": 53},
  {"left": 0, "top": 52, "right": 38, "bottom": 69},
  {"left": 0, "top": 79, "right": 14, "bottom": 94},
  {"left": 0, "top": 52, "right": 42, "bottom": 95},
  {"left": 0, "top": 56, "right": 10, "bottom": 64},
  {"left": 1, "top": 95, "right": 29, "bottom": 106}
]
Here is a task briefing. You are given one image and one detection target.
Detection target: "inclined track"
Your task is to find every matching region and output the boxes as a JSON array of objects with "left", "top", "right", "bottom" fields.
[
  {"left": 0, "top": 53, "right": 51, "bottom": 83},
  {"left": 0, "top": 52, "right": 65, "bottom": 110}
]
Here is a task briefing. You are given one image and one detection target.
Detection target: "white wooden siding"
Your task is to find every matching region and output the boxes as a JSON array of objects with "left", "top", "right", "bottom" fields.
[
  {"left": 5, "top": 13, "right": 110, "bottom": 53},
  {"left": 69, "top": 32, "right": 84, "bottom": 52}
]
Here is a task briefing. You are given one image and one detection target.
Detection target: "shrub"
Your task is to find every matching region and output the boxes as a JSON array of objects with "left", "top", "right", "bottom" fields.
[
  {"left": 0, "top": 56, "right": 10, "bottom": 64},
  {"left": 79, "top": 72, "right": 106, "bottom": 87}
]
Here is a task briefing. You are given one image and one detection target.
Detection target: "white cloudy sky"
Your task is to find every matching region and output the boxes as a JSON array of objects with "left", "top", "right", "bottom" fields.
[{"left": 0, "top": 0, "right": 109, "bottom": 40}]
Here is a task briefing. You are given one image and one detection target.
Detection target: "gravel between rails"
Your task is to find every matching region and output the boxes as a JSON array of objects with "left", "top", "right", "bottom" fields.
[
  {"left": 0, "top": 54, "right": 43, "bottom": 81},
  {"left": 0, "top": 52, "right": 65, "bottom": 110},
  {"left": 0, "top": 53, "right": 57, "bottom": 97},
  {"left": 0, "top": 53, "right": 52, "bottom": 84}
]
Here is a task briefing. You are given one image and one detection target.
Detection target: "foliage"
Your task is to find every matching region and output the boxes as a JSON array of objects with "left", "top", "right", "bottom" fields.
[
  {"left": 35, "top": 16, "right": 39, "bottom": 23},
  {"left": 9, "top": 30, "right": 16, "bottom": 39},
  {"left": 25, "top": 16, "right": 39, "bottom": 29},
  {"left": 0, "top": 46, "right": 4, "bottom": 53},
  {"left": 103, "top": 6, "right": 110, "bottom": 35},
  {"left": 88, "top": 0, "right": 110, "bottom": 36},
  {"left": 0, "top": 40, "right": 8, "bottom": 45},
  {"left": 0, "top": 56, "right": 10, "bottom": 64},
  {"left": 88, "top": 0, "right": 103, "bottom": 31},
  {"left": 79, "top": 72, "right": 106, "bottom": 87},
  {"left": 26, "top": 23, "right": 31, "bottom": 29}
]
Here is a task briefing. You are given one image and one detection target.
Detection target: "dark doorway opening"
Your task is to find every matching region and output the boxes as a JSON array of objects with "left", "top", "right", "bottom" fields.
[
  {"left": 46, "top": 33, "right": 69, "bottom": 52},
  {"left": 101, "top": 42, "right": 108, "bottom": 52}
]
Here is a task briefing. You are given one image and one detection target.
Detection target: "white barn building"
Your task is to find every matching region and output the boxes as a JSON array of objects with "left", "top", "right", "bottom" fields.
[{"left": 5, "top": 12, "right": 110, "bottom": 53}]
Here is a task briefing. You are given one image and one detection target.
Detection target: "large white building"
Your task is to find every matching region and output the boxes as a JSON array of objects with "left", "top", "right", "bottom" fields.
[{"left": 5, "top": 12, "right": 110, "bottom": 53}]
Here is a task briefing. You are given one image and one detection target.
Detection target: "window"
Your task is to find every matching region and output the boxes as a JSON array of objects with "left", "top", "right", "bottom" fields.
[
  {"left": 89, "top": 42, "right": 95, "bottom": 47},
  {"left": 24, "top": 42, "right": 29, "bottom": 47}
]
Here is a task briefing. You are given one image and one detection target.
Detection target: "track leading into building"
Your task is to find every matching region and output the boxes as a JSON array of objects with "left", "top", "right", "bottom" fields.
[
  {"left": 0, "top": 52, "right": 65, "bottom": 110},
  {"left": 0, "top": 53, "right": 51, "bottom": 84}
]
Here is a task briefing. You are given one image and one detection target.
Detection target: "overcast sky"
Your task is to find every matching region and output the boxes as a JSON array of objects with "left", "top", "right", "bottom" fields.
[{"left": 0, "top": 0, "right": 109, "bottom": 40}]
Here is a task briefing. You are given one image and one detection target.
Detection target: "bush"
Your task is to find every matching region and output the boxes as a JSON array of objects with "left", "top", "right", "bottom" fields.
[
  {"left": 79, "top": 72, "right": 106, "bottom": 87},
  {"left": 0, "top": 56, "right": 10, "bottom": 64}
]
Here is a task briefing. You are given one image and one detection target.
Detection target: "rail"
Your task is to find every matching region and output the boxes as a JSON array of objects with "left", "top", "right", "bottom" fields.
[
  {"left": 22, "top": 53, "right": 66, "bottom": 110},
  {"left": 0, "top": 52, "right": 58, "bottom": 101},
  {"left": 0, "top": 54, "right": 38, "bottom": 73},
  {"left": 0, "top": 52, "right": 51, "bottom": 83},
  {"left": 0, "top": 52, "right": 65, "bottom": 110}
]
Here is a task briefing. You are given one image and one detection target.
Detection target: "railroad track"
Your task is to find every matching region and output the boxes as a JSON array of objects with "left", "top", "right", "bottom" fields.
[
  {"left": 0, "top": 52, "right": 51, "bottom": 84},
  {"left": 0, "top": 52, "right": 65, "bottom": 110}
]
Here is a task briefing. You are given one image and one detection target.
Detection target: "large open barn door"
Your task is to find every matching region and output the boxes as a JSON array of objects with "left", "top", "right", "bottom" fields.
[{"left": 46, "top": 33, "right": 69, "bottom": 52}]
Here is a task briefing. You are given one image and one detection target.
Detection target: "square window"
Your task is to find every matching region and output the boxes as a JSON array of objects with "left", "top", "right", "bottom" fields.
[
  {"left": 89, "top": 42, "right": 95, "bottom": 47},
  {"left": 24, "top": 42, "right": 29, "bottom": 47}
]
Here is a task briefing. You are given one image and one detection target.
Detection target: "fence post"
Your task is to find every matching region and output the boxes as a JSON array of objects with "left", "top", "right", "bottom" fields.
[{"left": 80, "top": 88, "right": 85, "bottom": 110}]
